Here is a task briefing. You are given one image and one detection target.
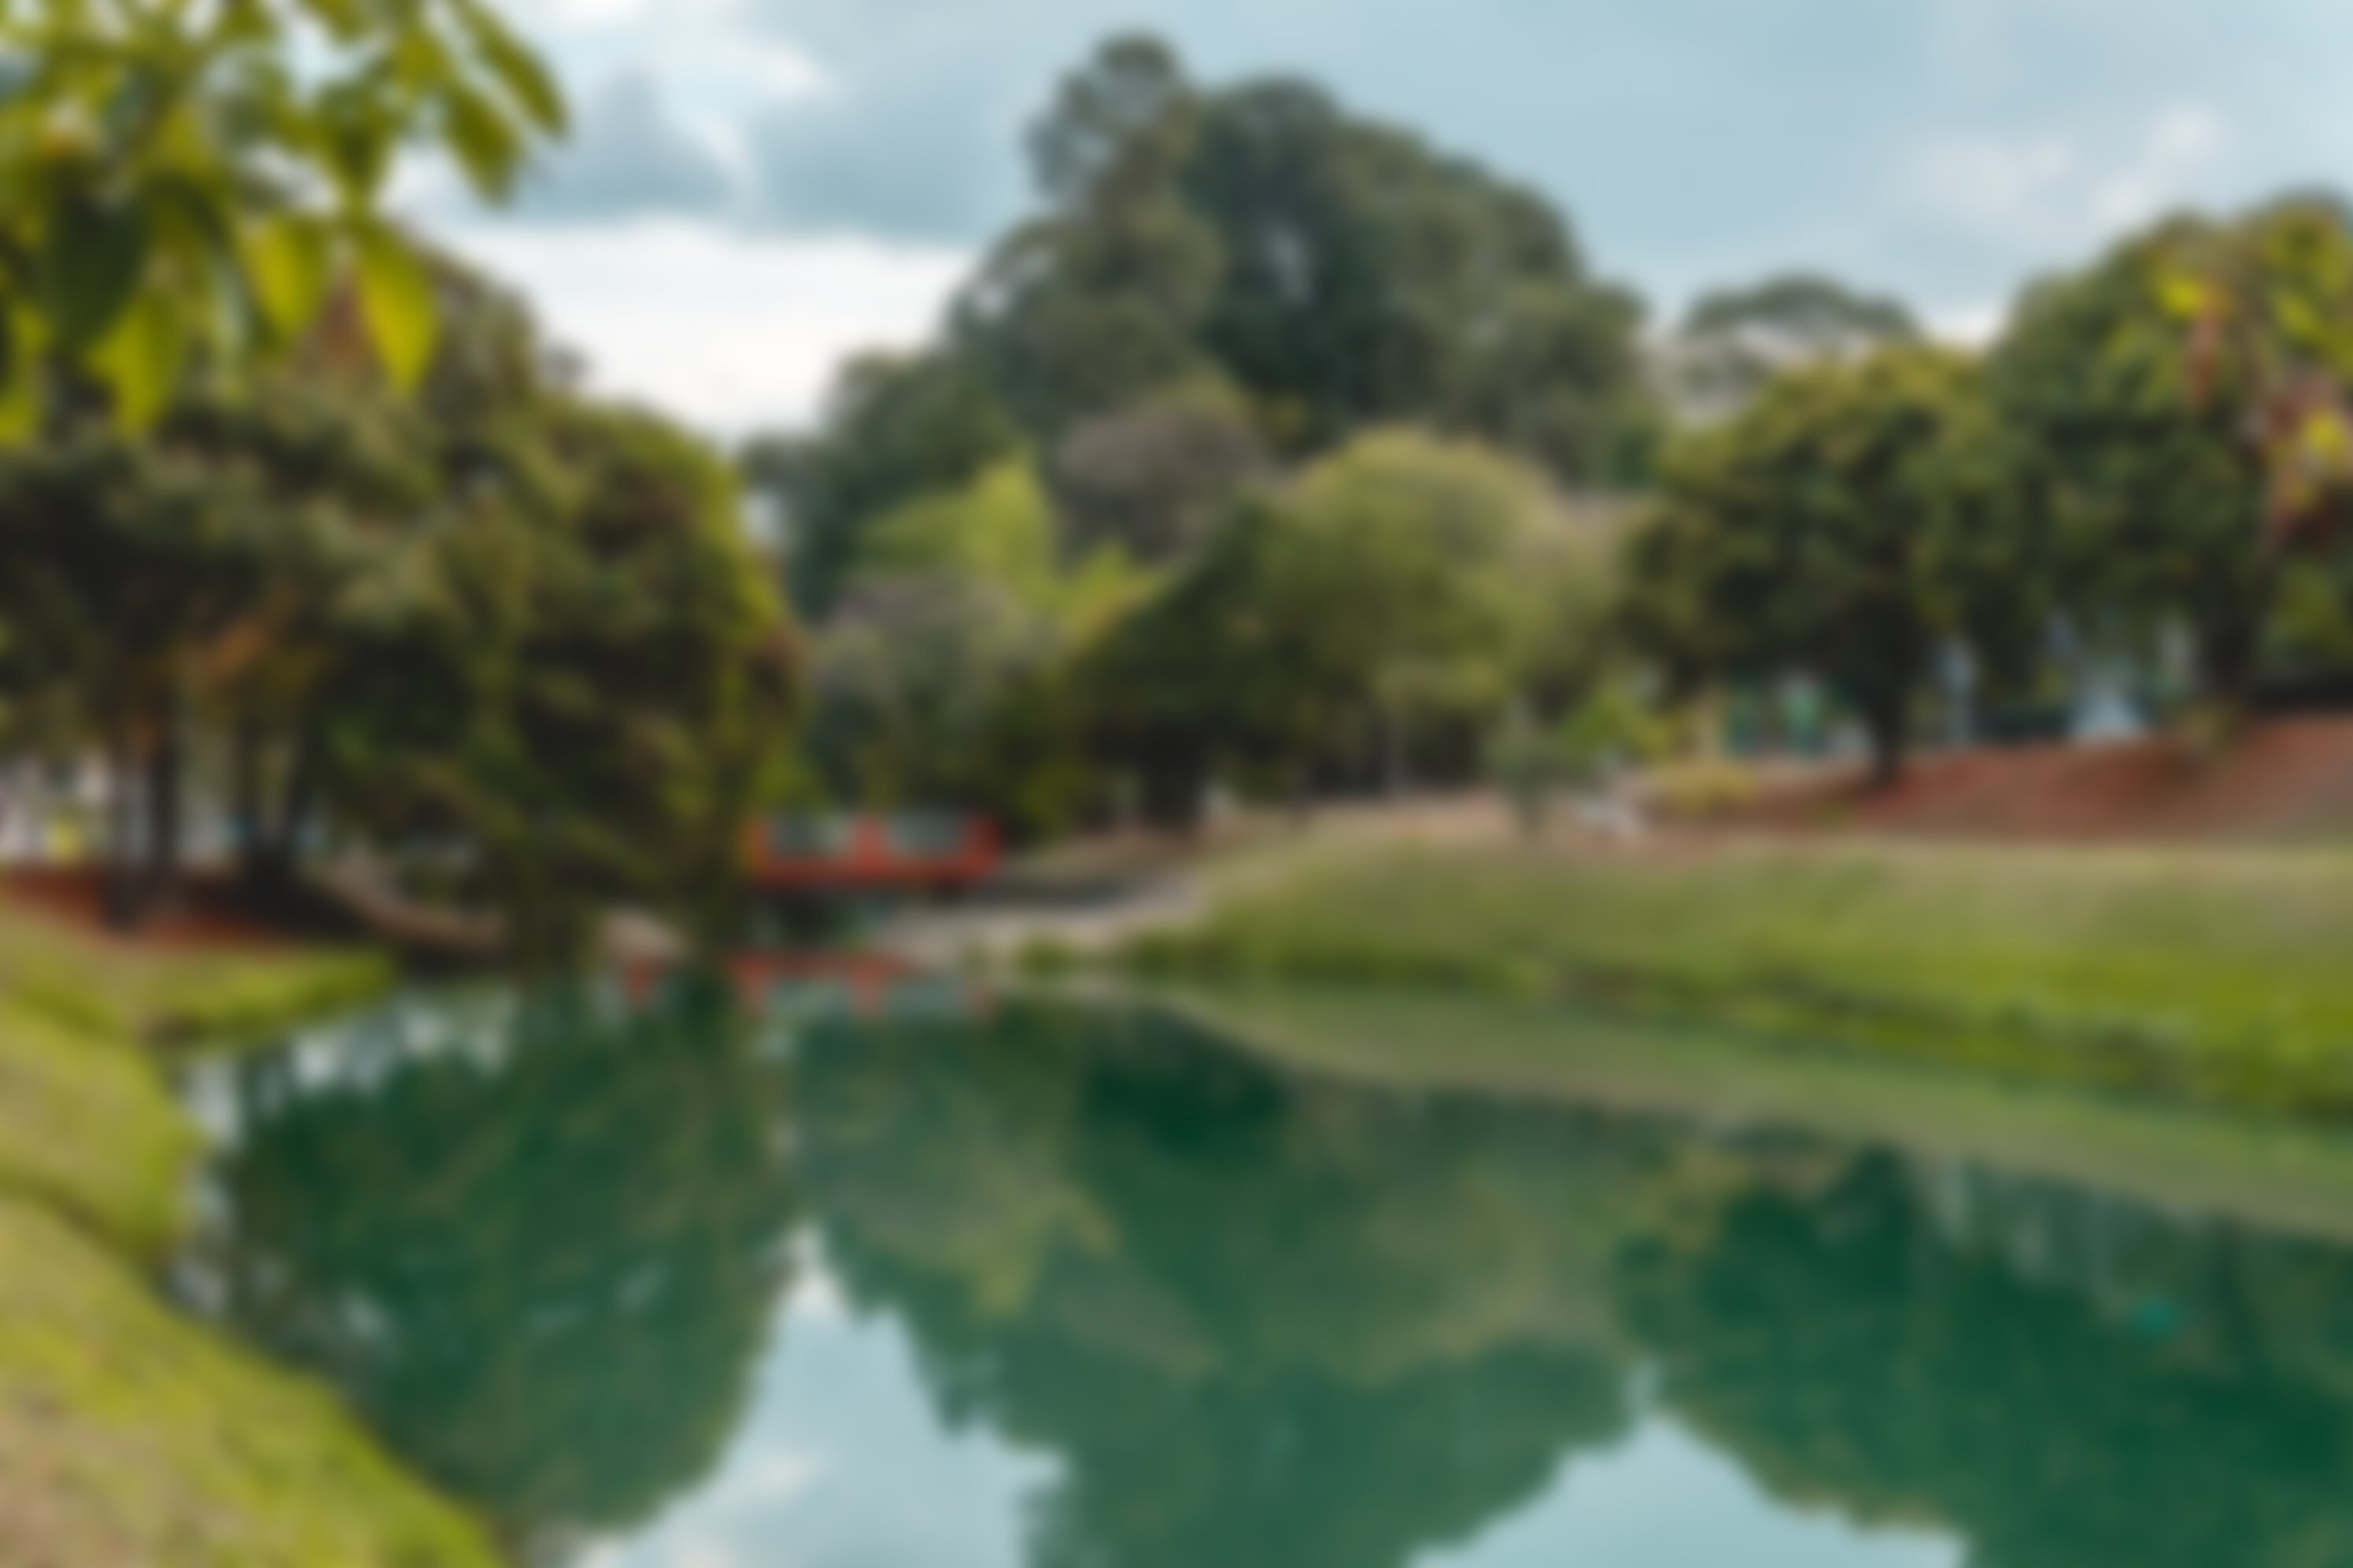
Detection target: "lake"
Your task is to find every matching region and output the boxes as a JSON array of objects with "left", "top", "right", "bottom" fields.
[{"left": 174, "top": 976, "right": 2353, "bottom": 1568}]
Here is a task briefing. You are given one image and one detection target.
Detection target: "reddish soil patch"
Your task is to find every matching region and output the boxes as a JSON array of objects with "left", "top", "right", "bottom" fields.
[
  {"left": 1, "top": 868, "right": 294, "bottom": 954},
  {"left": 1699, "top": 715, "right": 2353, "bottom": 843}
]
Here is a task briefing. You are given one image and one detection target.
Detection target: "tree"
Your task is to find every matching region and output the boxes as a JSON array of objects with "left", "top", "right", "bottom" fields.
[
  {"left": 1084, "top": 430, "right": 1569, "bottom": 818},
  {"left": 1660, "top": 273, "right": 1920, "bottom": 423},
  {"left": 1985, "top": 200, "right": 2353, "bottom": 714},
  {"left": 0, "top": 0, "right": 564, "bottom": 427},
  {"left": 804, "top": 459, "right": 1143, "bottom": 836},
  {"left": 316, "top": 396, "right": 800, "bottom": 961},
  {"left": 0, "top": 246, "right": 802, "bottom": 949},
  {"left": 954, "top": 35, "right": 1222, "bottom": 440},
  {"left": 950, "top": 35, "right": 1653, "bottom": 484},
  {"left": 1182, "top": 77, "right": 1650, "bottom": 476},
  {"left": 1049, "top": 378, "right": 1271, "bottom": 564},
  {"left": 742, "top": 352, "right": 1019, "bottom": 617},
  {"left": 1626, "top": 347, "right": 2007, "bottom": 786}
]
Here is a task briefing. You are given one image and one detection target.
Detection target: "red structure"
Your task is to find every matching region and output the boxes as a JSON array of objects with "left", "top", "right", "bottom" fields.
[
  {"left": 745, "top": 812, "right": 1000, "bottom": 893},
  {"left": 622, "top": 951, "right": 989, "bottom": 1020}
]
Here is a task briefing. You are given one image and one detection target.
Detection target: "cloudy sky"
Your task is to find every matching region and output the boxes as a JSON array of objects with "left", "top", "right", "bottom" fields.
[{"left": 416, "top": 0, "right": 2353, "bottom": 438}]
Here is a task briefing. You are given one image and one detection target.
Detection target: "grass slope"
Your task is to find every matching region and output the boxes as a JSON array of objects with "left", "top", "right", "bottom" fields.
[
  {"left": 0, "top": 898, "right": 493, "bottom": 1566},
  {"left": 0, "top": 1001, "right": 194, "bottom": 1259},
  {"left": 1121, "top": 838, "right": 2353, "bottom": 1118},
  {"left": 0, "top": 1199, "right": 498, "bottom": 1567},
  {"left": 0, "top": 902, "right": 393, "bottom": 1046}
]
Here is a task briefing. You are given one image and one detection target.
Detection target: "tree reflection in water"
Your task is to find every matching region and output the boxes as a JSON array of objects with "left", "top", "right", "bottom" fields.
[
  {"left": 187, "top": 988, "right": 2353, "bottom": 1568},
  {"left": 1620, "top": 1150, "right": 2353, "bottom": 1568},
  {"left": 792, "top": 1002, "right": 1642, "bottom": 1568},
  {"left": 187, "top": 976, "right": 800, "bottom": 1556}
]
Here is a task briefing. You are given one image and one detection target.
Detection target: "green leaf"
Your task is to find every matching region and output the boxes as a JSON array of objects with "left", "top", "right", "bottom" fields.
[
  {"left": 42, "top": 194, "right": 148, "bottom": 352},
  {"left": 452, "top": 0, "right": 568, "bottom": 133},
  {"left": 2155, "top": 273, "right": 2210, "bottom": 322},
  {"left": 292, "top": 0, "right": 364, "bottom": 43},
  {"left": 353, "top": 220, "right": 438, "bottom": 390},
  {"left": 0, "top": 308, "right": 35, "bottom": 444},
  {"left": 240, "top": 212, "right": 334, "bottom": 341},
  {"left": 443, "top": 83, "right": 523, "bottom": 200},
  {"left": 89, "top": 289, "right": 184, "bottom": 430}
]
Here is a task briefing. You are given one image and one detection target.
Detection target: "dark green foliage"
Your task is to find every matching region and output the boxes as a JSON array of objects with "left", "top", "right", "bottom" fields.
[
  {"left": 794, "top": 1002, "right": 1635, "bottom": 1568},
  {"left": 1664, "top": 272, "right": 1921, "bottom": 421},
  {"left": 0, "top": 255, "right": 801, "bottom": 955},
  {"left": 1987, "top": 198, "right": 2353, "bottom": 710},
  {"left": 1986, "top": 216, "right": 2273, "bottom": 703},
  {"left": 1627, "top": 347, "right": 2024, "bottom": 782},
  {"left": 1180, "top": 76, "right": 1648, "bottom": 474},
  {"left": 947, "top": 35, "right": 1653, "bottom": 481},
  {"left": 197, "top": 981, "right": 799, "bottom": 1552}
]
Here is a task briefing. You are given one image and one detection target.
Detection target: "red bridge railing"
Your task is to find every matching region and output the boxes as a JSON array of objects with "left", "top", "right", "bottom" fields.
[{"left": 746, "top": 812, "right": 999, "bottom": 891}]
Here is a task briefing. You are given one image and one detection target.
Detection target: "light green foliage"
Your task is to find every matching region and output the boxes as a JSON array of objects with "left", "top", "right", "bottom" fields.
[
  {"left": 0, "top": 901, "right": 392, "bottom": 1054},
  {"left": 744, "top": 352, "right": 1020, "bottom": 617},
  {"left": 0, "top": 1000, "right": 192, "bottom": 1257},
  {"left": 811, "top": 459, "right": 1147, "bottom": 833},
  {"left": 2154, "top": 197, "right": 2353, "bottom": 543},
  {"left": 1269, "top": 431, "right": 1567, "bottom": 767},
  {"left": 0, "top": 0, "right": 564, "bottom": 426},
  {"left": 0, "top": 911, "right": 488, "bottom": 1566},
  {"left": 1127, "top": 839, "right": 2353, "bottom": 1119},
  {"left": 1080, "top": 430, "right": 1594, "bottom": 820}
]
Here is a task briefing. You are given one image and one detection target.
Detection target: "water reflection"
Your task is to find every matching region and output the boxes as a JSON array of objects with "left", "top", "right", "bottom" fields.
[
  {"left": 186, "top": 985, "right": 2353, "bottom": 1566},
  {"left": 183, "top": 979, "right": 800, "bottom": 1558}
]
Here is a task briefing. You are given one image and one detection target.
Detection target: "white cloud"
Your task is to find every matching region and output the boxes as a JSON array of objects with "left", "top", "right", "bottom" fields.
[
  {"left": 438, "top": 218, "right": 974, "bottom": 437},
  {"left": 2089, "top": 105, "right": 2227, "bottom": 230},
  {"left": 1906, "top": 104, "right": 2231, "bottom": 254},
  {"left": 1911, "top": 132, "right": 2082, "bottom": 242}
]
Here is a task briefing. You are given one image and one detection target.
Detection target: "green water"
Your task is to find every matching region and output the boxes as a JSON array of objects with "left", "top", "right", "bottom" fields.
[{"left": 178, "top": 979, "right": 2353, "bottom": 1568}]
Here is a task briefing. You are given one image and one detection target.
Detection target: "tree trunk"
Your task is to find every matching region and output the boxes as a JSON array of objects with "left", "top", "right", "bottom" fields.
[
  {"left": 249, "top": 732, "right": 319, "bottom": 908},
  {"left": 232, "top": 717, "right": 266, "bottom": 889},
  {"left": 1861, "top": 695, "right": 1909, "bottom": 792},
  {"left": 1381, "top": 707, "right": 1409, "bottom": 799},
  {"left": 102, "top": 720, "right": 141, "bottom": 931},
  {"left": 140, "top": 699, "right": 183, "bottom": 914}
]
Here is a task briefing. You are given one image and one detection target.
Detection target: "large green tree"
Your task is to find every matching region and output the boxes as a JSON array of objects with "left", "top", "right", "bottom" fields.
[
  {"left": 1627, "top": 346, "right": 2022, "bottom": 784},
  {"left": 1660, "top": 272, "right": 1921, "bottom": 424},
  {"left": 1986, "top": 198, "right": 2353, "bottom": 712},
  {"left": 948, "top": 34, "right": 1652, "bottom": 484},
  {"left": 1084, "top": 430, "right": 1577, "bottom": 820}
]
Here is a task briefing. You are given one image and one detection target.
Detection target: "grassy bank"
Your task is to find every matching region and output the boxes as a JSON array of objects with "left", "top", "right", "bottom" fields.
[
  {"left": 1173, "top": 984, "right": 2353, "bottom": 1245},
  {"left": 0, "top": 903, "right": 393, "bottom": 1046},
  {"left": 1117, "top": 837, "right": 2353, "bottom": 1120},
  {"left": 0, "top": 901, "right": 495, "bottom": 1567}
]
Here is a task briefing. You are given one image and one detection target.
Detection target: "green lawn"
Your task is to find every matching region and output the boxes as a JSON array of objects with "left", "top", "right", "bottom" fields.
[
  {"left": 1119, "top": 837, "right": 2353, "bottom": 1119},
  {"left": 0, "top": 900, "right": 492, "bottom": 1567},
  {"left": 0, "top": 902, "right": 393, "bottom": 1046}
]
